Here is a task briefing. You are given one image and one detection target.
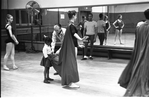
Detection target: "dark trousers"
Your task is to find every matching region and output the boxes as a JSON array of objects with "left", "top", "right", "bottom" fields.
[
  {"left": 83, "top": 35, "right": 95, "bottom": 57},
  {"left": 97, "top": 33, "right": 105, "bottom": 45}
]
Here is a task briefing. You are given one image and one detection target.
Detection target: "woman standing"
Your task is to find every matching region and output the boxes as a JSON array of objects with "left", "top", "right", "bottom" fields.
[
  {"left": 104, "top": 15, "right": 111, "bottom": 45},
  {"left": 59, "top": 10, "right": 86, "bottom": 88},
  {"left": 113, "top": 14, "right": 124, "bottom": 45},
  {"left": 97, "top": 13, "right": 105, "bottom": 45},
  {"left": 3, "top": 14, "right": 19, "bottom": 70}
]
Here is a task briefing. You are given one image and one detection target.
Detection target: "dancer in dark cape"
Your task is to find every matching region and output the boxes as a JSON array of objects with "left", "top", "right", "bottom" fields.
[
  {"left": 53, "top": 10, "right": 86, "bottom": 88},
  {"left": 118, "top": 9, "right": 149, "bottom": 97}
]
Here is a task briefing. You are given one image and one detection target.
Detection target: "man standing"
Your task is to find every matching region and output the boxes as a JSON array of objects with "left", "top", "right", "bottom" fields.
[
  {"left": 82, "top": 13, "right": 97, "bottom": 60},
  {"left": 97, "top": 13, "right": 106, "bottom": 45},
  {"left": 51, "top": 24, "right": 66, "bottom": 54},
  {"left": 78, "top": 16, "right": 87, "bottom": 37},
  {"left": 51, "top": 24, "right": 66, "bottom": 75}
]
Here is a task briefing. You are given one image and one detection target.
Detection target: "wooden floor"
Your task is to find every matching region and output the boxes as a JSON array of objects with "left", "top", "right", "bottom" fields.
[
  {"left": 82, "top": 33, "right": 135, "bottom": 47},
  {"left": 1, "top": 51, "right": 129, "bottom": 98}
]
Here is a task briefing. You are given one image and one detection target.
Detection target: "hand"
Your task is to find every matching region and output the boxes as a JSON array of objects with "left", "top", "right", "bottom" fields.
[
  {"left": 93, "top": 38, "right": 96, "bottom": 43},
  {"left": 15, "top": 41, "right": 19, "bottom": 45},
  {"left": 79, "top": 44, "right": 85, "bottom": 48},
  {"left": 50, "top": 50, "right": 54, "bottom": 55},
  {"left": 55, "top": 50, "right": 60, "bottom": 55},
  {"left": 82, "top": 36, "right": 88, "bottom": 41},
  {"left": 44, "top": 35, "right": 47, "bottom": 38}
]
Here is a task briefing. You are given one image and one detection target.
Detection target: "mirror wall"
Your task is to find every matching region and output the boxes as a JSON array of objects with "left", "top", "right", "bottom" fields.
[{"left": 14, "top": 3, "right": 148, "bottom": 48}]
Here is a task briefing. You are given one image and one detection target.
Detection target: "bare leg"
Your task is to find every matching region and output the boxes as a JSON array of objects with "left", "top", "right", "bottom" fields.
[
  {"left": 114, "top": 29, "right": 118, "bottom": 44},
  {"left": 105, "top": 31, "right": 109, "bottom": 45},
  {"left": 119, "top": 29, "right": 123, "bottom": 44},
  {"left": 43, "top": 67, "right": 50, "bottom": 83},
  {"left": 3, "top": 43, "right": 13, "bottom": 70},
  {"left": 75, "top": 47, "right": 78, "bottom": 58},
  {"left": 10, "top": 44, "right": 18, "bottom": 69}
]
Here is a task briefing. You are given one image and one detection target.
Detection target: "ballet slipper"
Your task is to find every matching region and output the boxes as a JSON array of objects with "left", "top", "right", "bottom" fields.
[
  {"left": 3, "top": 65, "right": 10, "bottom": 71},
  {"left": 68, "top": 83, "right": 80, "bottom": 88},
  {"left": 13, "top": 65, "right": 18, "bottom": 70}
]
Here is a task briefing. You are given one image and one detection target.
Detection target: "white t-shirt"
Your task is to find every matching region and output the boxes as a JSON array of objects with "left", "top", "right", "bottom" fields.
[
  {"left": 97, "top": 20, "right": 106, "bottom": 33},
  {"left": 42, "top": 44, "right": 52, "bottom": 58},
  {"left": 84, "top": 21, "right": 97, "bottom": 35},
  {"left": 51, "top": 28, "right": 66, "bottom": 51}
]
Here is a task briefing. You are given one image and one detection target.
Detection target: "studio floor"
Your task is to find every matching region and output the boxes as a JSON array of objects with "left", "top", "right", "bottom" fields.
[{"left": 1, "top": 51, "right": 128, "bottom": 98}]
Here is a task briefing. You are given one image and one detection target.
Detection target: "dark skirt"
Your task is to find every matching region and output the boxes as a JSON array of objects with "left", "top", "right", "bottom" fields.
[
  {"left": 40, "top": 54, "right": 59, "bottom": 67},
  {"left": 5, "top": 39, "right": 15, "bottom": 44}
]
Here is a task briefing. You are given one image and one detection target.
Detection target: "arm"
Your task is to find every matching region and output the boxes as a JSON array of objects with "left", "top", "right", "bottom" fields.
[
  {"left": 94, "top": 22, "right": 98, "bottom": 41},
  {"left": 43, "top": 46, "right": 48, "bottom": 58},
  {"left": 74, "top": 33, "right": 83, "bottom": 41},
  {"left": 83, "top": 22, "right": 87, "bottom": 37},
  {"left": 122, "top": 21, "right": 125, "bottom": 29},
  {"left": 108, "top": 21, "right": 111, "bottom": 31},
  {"left": 113, "top": 20, "right": 117, "bottom": 28},
  {"left": 51, "top": 31, "right": 56, "bottom": 52},
  {"left": 103, "top": 22, "right": 106, "bottom": 32}
]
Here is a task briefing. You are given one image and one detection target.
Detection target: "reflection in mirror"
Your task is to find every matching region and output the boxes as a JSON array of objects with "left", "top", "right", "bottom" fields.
[
  {"left": 78, "top": 3, "right": 148, "bottom": 48},
  {"left": 84, "top": 3, "right": 148, "bottom": 48},
  {"left": 13, "top": 3, "right": 148, "bottom": 49},
  {"left": 83, "top": 5, "right": 136, "bottom": 47}
]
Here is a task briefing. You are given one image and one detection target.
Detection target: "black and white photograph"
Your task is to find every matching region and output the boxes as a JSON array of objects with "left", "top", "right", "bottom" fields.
[{"left": 1, "top": 0, "right": 149, "bottom": 98}]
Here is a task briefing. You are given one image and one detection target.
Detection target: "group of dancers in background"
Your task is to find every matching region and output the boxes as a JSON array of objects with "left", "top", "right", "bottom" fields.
[
  {"left": 3, "top": 8, "right": 149, "bottom": 96},
  {"left": 78, "top": 13, "right": 124, "bottom": 60}
]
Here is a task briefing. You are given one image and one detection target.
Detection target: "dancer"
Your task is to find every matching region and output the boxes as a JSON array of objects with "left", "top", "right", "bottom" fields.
[
  {"left": 59, "top": 10, "right": 87, "bottom": 88},
  {"left": 40, "top": 36, "right": 55, "bottom": 84},
  {"left": 78, "top": 16, "right": 87, "bottom": 37},
  {"left": 97, "top": 13, "right": 106, "bottom": 45},
  {"left": 113, "top": 14, "right": 124, "bottom": 45},
  {"left": 118, "top": 9, "right": 149, "bottom": 97},
  {"left": 104, "top": 15, "right": 111, "bottom": 45},
  {"left": 78, "top": 16, "right": 87, "bottom": 59},
  {"left": 3, "top": 14, "right": 19, "bottom": 71},
  {"left": 82, "top": 13, "right": 97, "bottom": 60}
]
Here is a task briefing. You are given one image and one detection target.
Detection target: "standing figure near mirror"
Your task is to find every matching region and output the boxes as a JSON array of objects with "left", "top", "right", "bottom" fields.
[
  {"left": 82, "top": 13, "right": 97, "bottom": 60},
  {"left": 78, "top": 16, "right": 87, "bottom": 37},
  {"left": 104, "top": 15, "right": 111, "bottom": 45},
  {"left": 113, "top": 14, "right": 124, "bottom": 45},
  {"left": 97, "top": 13, "right": 106, "bottom": 46},
  {"left": 78, "top": 16, "right": 87, "bottom": 59}
]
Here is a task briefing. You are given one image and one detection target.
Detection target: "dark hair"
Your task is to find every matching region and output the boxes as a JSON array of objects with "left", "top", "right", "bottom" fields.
[
  {"left": 67, "top": 10, "right": 77, "bottom": 19},
  {"left": 55, "top": 23, "right": 62, "bottom": 28},
  {"left": 117, "top": 14, "right": 122, "bottom": 19},
  {"left": 99, "top": 13, "right": 103, "bottom": 19},
  {"left": 88, "top": 13, "right": 93, "bottom": 17},
  {"left": 82, "top": 16, "right": 85, "bottom": 19},
  {"left": 43, "top": 36, "right": 52, "bottom": 44},
  {"left": 144, "top": 9, "right": 149, "bottom": 19},
  {"left": 104, "top": 15, "right": 108, "bottom": 21},
  {"left": 6, "top": 14, "right": 13, "bottom": 23}
]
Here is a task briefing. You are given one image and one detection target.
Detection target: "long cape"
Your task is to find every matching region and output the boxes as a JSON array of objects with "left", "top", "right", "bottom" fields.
[
  {"left": 58, "top": 25, "right": 79, "bottom": 85},
  {"left": 118, "top": 22, "right": 149, "bottom": 96}
]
